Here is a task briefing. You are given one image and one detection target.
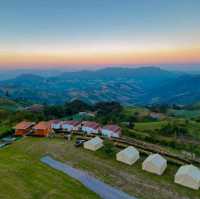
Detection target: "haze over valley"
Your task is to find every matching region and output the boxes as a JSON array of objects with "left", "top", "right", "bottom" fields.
[{"left": 0, "top": 66, "right": 199, "bottom": 105}]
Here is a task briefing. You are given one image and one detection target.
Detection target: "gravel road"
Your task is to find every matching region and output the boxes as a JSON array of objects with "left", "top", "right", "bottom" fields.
[{"left": 41, "top": 156, "right": 138, "bottom": 199}]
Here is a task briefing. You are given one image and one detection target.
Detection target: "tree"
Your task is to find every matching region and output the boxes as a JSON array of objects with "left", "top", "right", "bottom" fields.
[
  {"left": 148, "top": 104, "right": 169, "bottom": 114},
  {"left": 160, "top": 122, "right": 189, "bottom": 138},
  {"left": 128, "top": 115, "right": 136, "bottom": 128},
  {"left": 64, "top": 99, "right": 92, "bottom": 115},
  {"left": 102, "top": 140, "right": 116, "bottom": 157},
  {"left": 43, "top": 105, "right": 65, "bottom": 119},
  {"left": 95, "top": 101, "right": 122, "bottom": 116}
]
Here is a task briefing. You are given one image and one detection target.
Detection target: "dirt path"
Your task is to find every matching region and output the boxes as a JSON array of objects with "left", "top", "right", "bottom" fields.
[{"left": 41, "top": 156, "right": 138, "bottom": 199}]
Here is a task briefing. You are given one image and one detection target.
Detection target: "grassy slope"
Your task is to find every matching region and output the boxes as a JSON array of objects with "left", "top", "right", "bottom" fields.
[
  {"left": 0, "top": 98, "right": 21, "bottom": 111},
  {"left": 134, "top": 120, "right": 200, "bottom": 142},
  {"left": 123, "top": 106, "right": 149, "bottom": 117},
  {"left": 0, "top": 138, "right": 100, "bottom": 199},
  {"left": 134, "top": 121, "right": 167, "bottom": 132},
  {"left": 168, "top": 109, "right": 200, "bottom": 119},
  {"left": 0, "top": 137, "right": 199, "bottom": 199}
]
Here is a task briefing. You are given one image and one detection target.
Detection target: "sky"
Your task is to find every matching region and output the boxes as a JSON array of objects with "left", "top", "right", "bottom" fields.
[{"left": 0, "top": 0, "right": 200, "bottom": 70}]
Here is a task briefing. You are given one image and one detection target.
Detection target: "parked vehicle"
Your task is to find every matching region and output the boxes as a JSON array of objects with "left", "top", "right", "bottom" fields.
[{"left": 75, "top": 139, "right": 86, "bottom": 147}]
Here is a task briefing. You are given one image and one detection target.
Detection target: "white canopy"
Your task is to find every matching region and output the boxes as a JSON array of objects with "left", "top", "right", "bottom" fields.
[
  {"left": 83, "top": 136, "right": 103, "bottom": 151},
  {"left": 142, "top": 153, "right": 167, "bottom": 175},
  {"left": 175, "top": 164, "right": 200, "bottom": 190},
  {"left": 116, "top": 146, "right": 139, "bottom": 165}
]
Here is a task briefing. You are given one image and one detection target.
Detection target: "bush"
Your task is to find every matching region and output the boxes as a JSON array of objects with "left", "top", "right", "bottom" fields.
[
  {"left": 102, "top": 140, "right": 117, "bottom": 157},
  {"left": 0, "top": 126, "right": 13, "bottom": 138},
  {"left": 160, "top": 122, "right": 189, "bottom": 137}
]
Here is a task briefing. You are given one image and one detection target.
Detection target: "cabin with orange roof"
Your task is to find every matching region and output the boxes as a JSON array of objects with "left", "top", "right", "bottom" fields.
[
  {"left": 14, "top": 121, "right": 35, "bottom": 136},
  {"left": 32, "top": 121, "right": 52, "bottom": 137}
]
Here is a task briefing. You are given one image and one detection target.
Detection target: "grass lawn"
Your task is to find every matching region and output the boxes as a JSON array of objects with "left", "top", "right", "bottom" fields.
[
  {"left": 0, "top": 138, "right": 101, "bottom": 199},
  {"left": 134, "top": 121, "right": 167, "bottom": 132},
  {"left": 0, "top": 125, "right": 12, "bottom": 137},
  {"left": 123, "top": 106, "right": 149, "bottom": 117},
  {"left": 0, "top": 137, "right": 199, "bottom": 199},
  {"left": 186, "top": 121, "right": 200, "bottom": 140}
]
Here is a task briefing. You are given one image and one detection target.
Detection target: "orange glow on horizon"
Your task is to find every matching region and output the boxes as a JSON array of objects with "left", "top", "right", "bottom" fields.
[{"left": 0, "top": 46, "right": 199, "bottom": 68}]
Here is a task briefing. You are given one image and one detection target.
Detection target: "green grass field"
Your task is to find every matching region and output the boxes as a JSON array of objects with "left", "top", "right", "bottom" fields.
[
  {"left": 0, "top": 125, "right": 12, "bottom": 137},
  {"left": 0, "top": 137, "right": 199, "bottom": 199},
  {"left": 123, "top": 106, "right": 149, "bottom": 118},
  {"left": 0, "top": 138, "right": 100, "bottom": 199},
  {"left": 134, "top": 121, "right": 167, "bottom": 132}
]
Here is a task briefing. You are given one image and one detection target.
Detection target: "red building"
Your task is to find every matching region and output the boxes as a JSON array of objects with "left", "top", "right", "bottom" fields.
[
  {"left": 14, "top": 121, "right": 35, "bottom": 136},
  {"left": 32, "top": 121, "right": 52, "bottom": 137}
]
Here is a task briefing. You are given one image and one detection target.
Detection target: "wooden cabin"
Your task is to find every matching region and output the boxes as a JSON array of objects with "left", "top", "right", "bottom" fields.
[
  {"left": 62, "top": 120, "right": 82, "bottom": 132},
  {"left": 101, "top": 124, "right": 121, "bottom": 138},
  {"left": 32, "top": 121, "right": 52, "bottom": 137},
  {"left": 49, "top": 120, "right": 62, "bottom": 130},
  {"left": 82, "top": 121, "right": 100, "bottom": 134},
  {"left": 14, "top": 121, "right": 35, "bottom": 136}
]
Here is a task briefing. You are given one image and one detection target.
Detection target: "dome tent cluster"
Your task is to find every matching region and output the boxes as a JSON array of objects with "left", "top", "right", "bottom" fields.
[{"left": 84, "top": 137, "right": 200, "bottom": 190}]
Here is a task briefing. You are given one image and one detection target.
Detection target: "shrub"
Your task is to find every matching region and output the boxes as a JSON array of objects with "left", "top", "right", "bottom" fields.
[{"left": 102, "top": 140, "right": 117, "bottom": 157}]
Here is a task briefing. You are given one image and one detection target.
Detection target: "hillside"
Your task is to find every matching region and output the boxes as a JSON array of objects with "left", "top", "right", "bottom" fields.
[
  {"left": 1, "top": 67, "right": 200, "bottom": 105},
  {"left": 0, "top": 67, "right": 179, "bottom": 105},
  {"left": 143, "top": 75, "right": 200, "bottom": 104},
  {"left": 0, "top": 138, "right": 101, "bottom": 199},
  {"left": 0, "top": 99, "right": 200, "bottom": 198},
  {"left": 0, "top": 98, "right": 22, "bottom": 111},
  {"left": 0, "top": 137, "right": 199, "bottom": 199}
]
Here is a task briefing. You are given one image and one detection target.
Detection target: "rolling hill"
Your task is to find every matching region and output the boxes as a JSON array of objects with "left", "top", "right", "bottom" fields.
[
  {"left": 0, "top": 67, "right": 198, "bottom": 105},
  {"left": 143, "top": 75, "right": 200, "bottom": 105}
]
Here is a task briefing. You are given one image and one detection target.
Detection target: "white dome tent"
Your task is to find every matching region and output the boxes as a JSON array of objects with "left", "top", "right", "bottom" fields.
[
  {"left": 83, "top": 136, "right": 103, "bottom": 151},
  {"left": 175, "top": 164, "right": 200, "bottom": 190},
  {"left": 116, "top": 146, "right": 140, "bottom": 165},
  {"left": 142, "top": 153, "right": 167, "bottom": 175}
]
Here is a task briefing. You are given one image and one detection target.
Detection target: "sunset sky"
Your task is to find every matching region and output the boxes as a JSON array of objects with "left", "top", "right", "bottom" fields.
[{"left": 0, "top": 0, "right": 200, "bottom": 70}]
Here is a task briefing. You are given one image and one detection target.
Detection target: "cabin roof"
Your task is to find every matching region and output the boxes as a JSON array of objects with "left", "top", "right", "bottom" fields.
[
  {"left": 102, "top": 124, "right": 121, "bottom": 133},
  {"left": 49, "top": 120, "right": 61, "bottom": 125},
  {"left": 83, "top": 121, "right": 100, "bottom": 129},
  {"left": 33, "top": 121, "right": 51, "bottom": 130},
  {"left": 62, "top": 120, "right": 81, "bottom": 126},
  {"left": 15, "top": 121, "right": 35, "bottom": 130}
]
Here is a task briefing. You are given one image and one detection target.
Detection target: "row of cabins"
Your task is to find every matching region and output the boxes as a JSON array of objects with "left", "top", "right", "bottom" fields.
[
  {"left": 15, "top": 121, "right": 52, "bottom": 137},
  {"left": 14, "top": 121, "right": 121, "bottom": 138},
  {"left": 84, "top": 137, "right": 200, "bottom": 190},
  {"left": 52, "top": 120, "right": 121, "bottom": 138}
]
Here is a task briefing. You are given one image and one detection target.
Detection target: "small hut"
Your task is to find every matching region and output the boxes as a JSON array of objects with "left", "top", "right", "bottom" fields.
[
  {"left": 82, "top": 121, "right": 100, "bottom": 134},
  {"left": 142, "top": 153, "right": 167, "bottom": 175},
  {"left": 50, "top": 120, "right": 62, "bottom": 130},
  {"left": 116, "top": 146, "right": 139, "bottom": 165},
  {"left": 14, "top": 121, "right": 35, "bottom": 136},
  {"left": 83, "top": 136, "right": 103, "bottom": 151},
  {"left": 175, "top": 164, "right": 200, "bottom": 190},
  {"left": 32, "top": 121, "right": 52, "bottom": 137},
  {"left": 101, "top": 124, "right": 121, "bottom": 138},
  {"left": 62, "top": 120, "right": 82, "bottom": 132}
]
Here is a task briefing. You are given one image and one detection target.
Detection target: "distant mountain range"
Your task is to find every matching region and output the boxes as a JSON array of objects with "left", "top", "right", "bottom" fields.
[{"left": 0, "top": 67, "right": 199, "bottom": 105}]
